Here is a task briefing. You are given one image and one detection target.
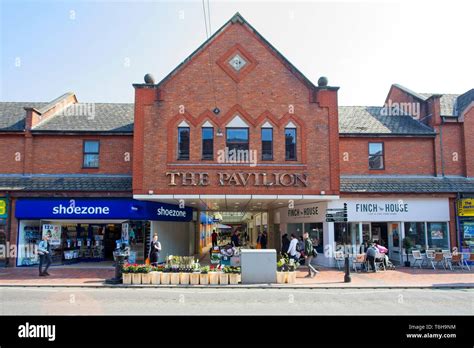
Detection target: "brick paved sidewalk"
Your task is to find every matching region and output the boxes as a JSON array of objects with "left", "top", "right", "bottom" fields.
[{"left": 0, "top": 265, "right": 472, "bottom": 288}]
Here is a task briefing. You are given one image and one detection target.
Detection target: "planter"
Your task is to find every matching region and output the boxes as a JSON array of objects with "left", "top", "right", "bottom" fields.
[
  {"left": 122, "top": 273, "right": 132, "bottom": 284},
  {"left": 190, "top": 273, "right": 200, "bottom": 285},
  {"left": 131, "top": 273, "right": 142, "bottom": 285},
  {"left": 141, "top": 273, "right": 151, "bottom": 284},
  {"left": 287, "top": 271, "right": 296, "bottom": 284},
  {"left": 161, "top": 272, "right": 171, "bottom": 285},
  {"left": 200, "top": 273, "right": 209, "bottom": 285},
  {"left": 170, "top": 272, "right": 180, "bottom": 285},
  {"left": 229, "top": 273, "right": 239, "bottom": 285},
  {"left": 276, "top": 271, "right": 287, "bottom": 284},
  {"left": 150, "top": 271, "right": 161, "bottom": 285},
  {"left": 180, "top": 272, "right": 190, "bottom": 285},
  {"left": 209, "top": 272, "right": 219, "bottom": 285},
  {"left": 219, "top": 272, "right": 229, "bottom": 285}
]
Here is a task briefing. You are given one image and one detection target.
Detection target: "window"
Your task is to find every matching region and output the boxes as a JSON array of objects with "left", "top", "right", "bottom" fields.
[
  {"left": 83, "top": 140, "right": 99, "bottom": 168},
  {"left": 405, "top": 222, "right": 427, "bottom": 252},
  {"left": 226, "top": 128, "right": 249, "bottom": 152},
  {"left": 369, "top": 142, "right": 384, "bottom": 169},
  {"left": 285, "top": 128, "right": 297, "bottom": 160},
  {"left": 261, "top": 128, "right": 273, "bottom": 160},
  {"left": 202, "top": 127, "right": 214, "bottom": 160},
  {"left": 305, "top": 223, "right": 324, "bottom": 254},
  {"left": 427, "top": 222, "right": 449, "bottom": 250},
  {"left": 178, "top": 127, "right": 190, "bottom": 160}
]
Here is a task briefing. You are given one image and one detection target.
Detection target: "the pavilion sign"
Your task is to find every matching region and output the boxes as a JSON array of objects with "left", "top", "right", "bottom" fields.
[{"left": 166, "top": 172, "right": 308, "bottom": 187}]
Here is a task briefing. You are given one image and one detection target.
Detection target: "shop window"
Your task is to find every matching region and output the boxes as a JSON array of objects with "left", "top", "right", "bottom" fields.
[
  {"left": 261, "top": 128, "right": 273, "bottom": 160},
  {"left": 368, "top": 142, "right": 384, "bottom": 169},
  {"left": 427, "top": 222, "right": 449, "bottom": 250},
  {"left": 404, "top": 222, "right": 427, "bottom": 252},
  {"left": 460, "top": 220, "right": 474, "bottom": 252},
  {"left": 226, "top": 128, "right": 249, "bottom": 152},
  {"left": 83, "top": 140, "right": 100, "bottom": 168},
  {"left": 178, "top": 127, "right": 190, "bottom": 160},
  {"left": 285, "top": 128, "right": 297, "bottom": 160},
  {"left": 202, "top": 127, "right": 214, "bottom": 160}
]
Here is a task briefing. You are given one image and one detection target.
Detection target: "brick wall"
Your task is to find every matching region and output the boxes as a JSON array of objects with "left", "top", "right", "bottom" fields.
[
  {"left": 0, "top": 135, "right": 25, "bottom": 173},
  {"left": 134, "top": 20, "right": 340, "bottom": 196},
  {"left": 440, "top": 123, "right": 465, "bottom": 176},
  {"left": 339, "top": 137, "right": 435, "bottom": 175}
]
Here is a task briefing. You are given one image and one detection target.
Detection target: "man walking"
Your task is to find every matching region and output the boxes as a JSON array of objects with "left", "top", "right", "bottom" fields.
[
  {"left": 211, "top": 229, "right": 218, "bottom": 248},
  {"left": 304, "top": 232, "right": 319, "bottom": 277},
  {"left": 287, "top": 234, "right": 298, "bottom": 261},
  {"left": 38, "top": 233, "right": 52, "bottom": 277}
]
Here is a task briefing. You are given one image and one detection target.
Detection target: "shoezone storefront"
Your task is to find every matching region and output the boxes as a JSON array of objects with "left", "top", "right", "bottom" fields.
[
  {"left": 276, "top": 197, "right": 450, "bottom": 267},
  {"left": 328, "top": 197, "right": 451, "bottom": 264},
  {"left": 14, "top": 198, "right": 192, "bottom": 266}
]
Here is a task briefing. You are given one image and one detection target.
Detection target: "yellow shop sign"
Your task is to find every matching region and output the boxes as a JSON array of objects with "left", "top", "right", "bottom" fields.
[{"left": 458, "top": 199, "right": 474, "bottom": 217}]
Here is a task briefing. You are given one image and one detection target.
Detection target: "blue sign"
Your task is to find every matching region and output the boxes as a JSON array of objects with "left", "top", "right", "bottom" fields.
[{"left": 15, "top": 198, "right": 192, "bottom": 222}]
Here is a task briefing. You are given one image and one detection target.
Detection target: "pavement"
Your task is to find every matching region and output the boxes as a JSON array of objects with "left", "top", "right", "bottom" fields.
[{"left": 0, "top": 265, "right": 473, "bottom": 288}]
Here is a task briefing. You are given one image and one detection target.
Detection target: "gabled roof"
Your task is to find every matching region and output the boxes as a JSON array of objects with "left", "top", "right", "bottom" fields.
[
  {"left": 456, "top": 88, "right": 474, "bottom": 116},
  {"left": 338, "top": 106, "right": 435, "bottom": 136},
  {"left": 0, "top": 100, "right": 134, "bottom": 133},
  {"left": 145, "top": 12, "right": 320, "bottom": 91},
  {"left": 0, "top": 102, "right": 48, "bottom": 131}
]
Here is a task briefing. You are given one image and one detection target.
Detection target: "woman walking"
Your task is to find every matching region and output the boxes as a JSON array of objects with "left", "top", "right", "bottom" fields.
[{"left": 149, "top": 233, "right": 161, "bottom": 266}]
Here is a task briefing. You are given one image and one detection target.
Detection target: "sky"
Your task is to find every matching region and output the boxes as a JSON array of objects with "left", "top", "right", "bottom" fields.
[{"left": 0, "top": 0, "right": 473, "bottom": 106}]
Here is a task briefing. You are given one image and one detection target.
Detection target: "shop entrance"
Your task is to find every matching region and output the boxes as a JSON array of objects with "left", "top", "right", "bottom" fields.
[{"left": 370, "top": 223, "right": 388, "bottom": 246}]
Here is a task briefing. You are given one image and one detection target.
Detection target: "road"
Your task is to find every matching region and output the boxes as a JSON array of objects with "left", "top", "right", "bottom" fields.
[{"left": 0, "top": 287, "right": 472, "bottom": 315}]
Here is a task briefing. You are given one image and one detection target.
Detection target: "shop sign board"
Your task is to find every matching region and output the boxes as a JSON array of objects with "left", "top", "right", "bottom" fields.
[
  {"left": 329, "top": 198, "right": 449, "bottom": 222},
  {"left": 463, "top": 222, "right": 474, "bottom": 239},
  {"left": 0, "top": 198, "right": 7, "bottom": 219},
  {"left": 458, "top": 199, "right": 474, "bottom": 217},
  {"left": 15, "top": 198, "right": 193, "bottom": 222}
]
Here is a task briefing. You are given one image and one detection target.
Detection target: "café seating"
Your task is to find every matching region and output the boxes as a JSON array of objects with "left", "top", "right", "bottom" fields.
[
  {"left": 334, "top": 251, "right": 345, "bottom": 270},
  {"left": 411, "top": 250, "right": 424, "bottom": 268},
  {"left": 442, "top": 250, "right": 453, "bottom": 270},
  {"left": 424, "top": 249, "right": 436, "bottom": 269},
  {"left": 353, "top": 254, "right": 367, "bottom": 272},
  {"left": 433, "top": 252, "right": 446, "bottom": 270},
  {"left": 374, "top": 252, "right": 386, "bottom": 271}
]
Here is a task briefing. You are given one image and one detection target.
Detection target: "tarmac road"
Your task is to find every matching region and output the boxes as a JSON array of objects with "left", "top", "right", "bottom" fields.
[{"left": 0, "top": 287, "right": 472, "bottom": 315}]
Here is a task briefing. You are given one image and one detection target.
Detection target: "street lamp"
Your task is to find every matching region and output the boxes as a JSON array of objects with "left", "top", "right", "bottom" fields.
[{"left": 343, "top": 203, "right": 351, "bottom": 283}]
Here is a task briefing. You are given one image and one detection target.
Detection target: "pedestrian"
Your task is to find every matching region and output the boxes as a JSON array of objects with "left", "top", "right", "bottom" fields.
[
  {"left": 231, "top": 230, "right": 240, "bottom": 247},
  {"left": 211, "top": 229, "right": 218, "bottom": 248},
  {"left": 287, "top": 234, "right": 299, "bottom": 261},
  {"left": 374, "top": 241, "right": 389, "bottom": 268},
  {"left": 149, "top": 233, "right": 161, "bottom": 266},
  {"left": 366, "top": 242, "right": 378, "bottom": 272},
  {"left": 304, "top": 232, "right": 319, "bottom": 277},
  {"left": 38, "top": 232, "right": 52, "bottom": 277},
  {"left": 261, "top": 231, "right": 268, "bottom": 249},
  {"left": 256, "top": 232, "right": 262, "bottom": 249},
  {"left": 281, "top": 233, "right": 290, "bottom": 255}
]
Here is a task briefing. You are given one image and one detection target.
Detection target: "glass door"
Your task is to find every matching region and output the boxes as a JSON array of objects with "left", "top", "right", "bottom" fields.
[{"left": 388, "top": 222, "right": 401, "bottom": 263}]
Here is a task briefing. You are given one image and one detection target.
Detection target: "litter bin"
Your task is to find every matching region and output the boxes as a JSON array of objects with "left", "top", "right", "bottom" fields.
[{"left": 105, "top": 246, "right": 129, "bottom": 284}]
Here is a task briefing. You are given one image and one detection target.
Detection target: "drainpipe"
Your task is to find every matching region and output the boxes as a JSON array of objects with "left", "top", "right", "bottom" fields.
[
  {"left": 455, "top": 192, "right": 461, "bottom": 249},
  {"left": 439, "top": 118, "right": 445, "bottom": 177},
  {"left": 5, "top": 192, "right": 11, "bottom": 267}
]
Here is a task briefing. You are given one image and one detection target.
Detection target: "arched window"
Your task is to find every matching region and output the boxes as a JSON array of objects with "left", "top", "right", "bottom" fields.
[
  {"left": 177, "top": 120, "right": 190, "bottom": 160},
  {"left": 226, "top": 115, "right": 249, "bottom": 152},
  {"left": 261, "top": 122, "right": 273, "bottom": 160},
  {"left": 285, "top": 121, "right": 297, "bottom": 161},
  {"left": 202, "top": 121, "right": 214, "bottom": 160}
]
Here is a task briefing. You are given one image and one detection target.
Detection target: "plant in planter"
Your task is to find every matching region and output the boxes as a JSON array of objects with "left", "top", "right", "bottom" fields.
[
  {"left": 140, "top": 264, "right": 152, "bottom": 284},
  {"left": 128, "top": 264, "right": 142, "bottom": 285},
  {"left": 150, "top": 265, "right": 162, "bottom": 285},
  {"left": 161, "top": 265, "right": 171, "bottom": 284},
  {"left": 226, "top": 266, "right": 240, "bottom": 285},
  {"left": 200, "top": 266, "right": 210, "bottom": 285},
  {"left": 121, "top": 263, "right": 133, "bottom": 284},
  {"left": 402, "top": 237, "right": 414, "bottom": 267},
  {"left": 180, "top": 267, "right": 191, "bottom": 285},
  {"left": 219, "top": 265, "right": 229, "bottom": 285},
  {"left": 276, "top": 256, "right": 288, "bottom": 284},
  {"left": 209, "top": 265, "right": 219, "bottom": 285}
]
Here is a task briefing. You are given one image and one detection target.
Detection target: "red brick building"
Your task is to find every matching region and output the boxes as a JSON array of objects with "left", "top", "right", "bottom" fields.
[{"left": 0, "top": 13, "right": 473, "bottom": 268}]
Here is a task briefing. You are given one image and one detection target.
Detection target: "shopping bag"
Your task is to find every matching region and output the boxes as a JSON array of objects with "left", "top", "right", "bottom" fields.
[
  {"left": 145, "top": 258, "right": 150, "bottom": 265},
  {"left": 256, "top": 243, "right": 262, "bottom": 249}
]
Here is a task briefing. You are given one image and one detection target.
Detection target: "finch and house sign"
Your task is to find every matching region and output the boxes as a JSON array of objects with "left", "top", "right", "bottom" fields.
[{"left": 165, "top": 172, "right": 309, "bottom": 187}]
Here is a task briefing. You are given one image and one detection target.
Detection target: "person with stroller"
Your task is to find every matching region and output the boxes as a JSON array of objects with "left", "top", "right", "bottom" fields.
[
  {"left": 366, "top": 242, "right": 379, "bottom": 272},
  {"left": 374, "top": 241, "right": 389, "bottom": 268}
]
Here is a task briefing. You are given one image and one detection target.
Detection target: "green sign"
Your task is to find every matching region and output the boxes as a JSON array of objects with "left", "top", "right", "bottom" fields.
[{"left": 0, "top": 198, "right": 7, "bottom": 219}]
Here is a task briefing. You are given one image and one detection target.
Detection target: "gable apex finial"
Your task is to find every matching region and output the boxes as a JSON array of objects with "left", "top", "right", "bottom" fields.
[{"left": 231, "top": 12, "right": 245, "bottom": 24}]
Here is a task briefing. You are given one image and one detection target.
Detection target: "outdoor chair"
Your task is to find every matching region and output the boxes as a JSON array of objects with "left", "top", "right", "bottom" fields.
[
  {"left": 442, "top": 250, "right": 453, "bottom": 270},
  {"left": 433, "top": 252, "right": 446, "bottom": 270},
  {"left": 352, "top": 254, "right": 367, "bottom": 272},
  {"left": 334, "top": 251, "right": 345, "bottom": 270},
  {"left": 424, "top": 249, "right": 435, "bottom": 269},
  {"left": 412, "top": 250, "right": 424, "bottom": 268},
  {"left": 461, "top": 253, "right": 471, "bottom": 271},
  {"left": 450, "top": 254, "right": 464, "bottom": 270}
]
